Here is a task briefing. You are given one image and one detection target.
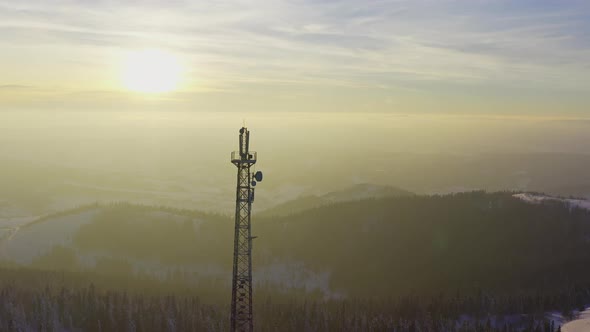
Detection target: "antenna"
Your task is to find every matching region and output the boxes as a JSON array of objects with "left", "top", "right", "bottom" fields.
[{"left": 230, "top": 126, "right": 263, "bottom": 332}]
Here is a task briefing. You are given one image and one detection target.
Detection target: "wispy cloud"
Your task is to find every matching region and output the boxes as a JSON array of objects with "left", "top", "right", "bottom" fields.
[
  {"left": 0, "top": 84, "right": 33, "bottom": 89},
  {"left": 0, "top": 0, "right": 589, "bottom": 111}
]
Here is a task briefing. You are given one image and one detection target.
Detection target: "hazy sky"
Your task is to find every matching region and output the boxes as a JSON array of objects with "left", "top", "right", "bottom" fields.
[{"left": 1, "top": 0, "right": 589, "bottom": 114}]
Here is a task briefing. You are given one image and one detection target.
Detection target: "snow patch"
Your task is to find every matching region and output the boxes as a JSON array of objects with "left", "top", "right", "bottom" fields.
[
  {"left": 5, "top": 210, "right": 99, "bottom": 264},
  {"left": 255, "top": 262, "right": 344, "bottom": 299},
  {"left": 513, "top": 193, "right": 590, "bottom": 211},
  {"left": 563, "top": 307, "right": 590, "bottom": 332}
]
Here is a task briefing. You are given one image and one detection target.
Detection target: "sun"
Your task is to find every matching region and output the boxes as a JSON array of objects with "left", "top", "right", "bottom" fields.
[{"left": 121, "top": 49, "right": 183, "bottom": 93}]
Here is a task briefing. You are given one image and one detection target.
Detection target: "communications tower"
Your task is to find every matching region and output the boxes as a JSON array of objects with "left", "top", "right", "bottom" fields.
[{"left": 230, "top": 127, "right": 263, "bottom": 332}]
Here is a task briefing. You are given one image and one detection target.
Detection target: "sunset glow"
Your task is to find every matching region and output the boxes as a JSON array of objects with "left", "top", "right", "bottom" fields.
[{"left": 121, "top": 50, "right": 183, "bottom": 93}]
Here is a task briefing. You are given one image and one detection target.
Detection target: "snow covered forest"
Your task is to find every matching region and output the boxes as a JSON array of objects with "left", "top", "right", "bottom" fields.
[{"left": 0, "top": 268, "right": 586, "bottom": 331}]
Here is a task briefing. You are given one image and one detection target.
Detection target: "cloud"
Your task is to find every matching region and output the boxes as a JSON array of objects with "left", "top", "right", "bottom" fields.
[
  {"left": 0, "top": 0, "right": 589, "bottom": 104},
  {"left": 0, "top": 85, "right": 33, "bottom": 89}
]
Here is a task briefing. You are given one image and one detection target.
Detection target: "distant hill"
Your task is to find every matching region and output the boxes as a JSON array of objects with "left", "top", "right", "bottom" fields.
[
  {"left": 545, "top": 183, "right": 590, "bottom": 199},
  {"left": 258, "top": 183, "right": 413, "bottom": 217},
  {"left": 6, "top": 152, "right": 590, "bottom": 219},
  {"left": 2, "top": 192, "right": 590, "bottom": 298},
  {"left": 259, "top": 191, "right": 590, "bottom": 296}
]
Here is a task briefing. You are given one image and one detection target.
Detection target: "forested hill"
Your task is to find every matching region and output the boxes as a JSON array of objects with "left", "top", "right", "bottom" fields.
[
  {"left": 256, "top": 191, "right": 590, "bottom": 296},
  {"left": 257, "top": 183, "right": 414, "bottom": 217},
  {"left": 2, "top": 191, "right": 590, "bottom": 298}
]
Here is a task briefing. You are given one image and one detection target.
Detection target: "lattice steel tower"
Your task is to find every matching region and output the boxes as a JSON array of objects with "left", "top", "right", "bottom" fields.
[{"left": 230, "top": 127, "right": 263, "bottom": 332}]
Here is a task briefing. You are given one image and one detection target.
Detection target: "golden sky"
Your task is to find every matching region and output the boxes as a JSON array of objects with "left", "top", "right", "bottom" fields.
[{"left": 1, "top": 0, "right": 589, "bottom": 114}]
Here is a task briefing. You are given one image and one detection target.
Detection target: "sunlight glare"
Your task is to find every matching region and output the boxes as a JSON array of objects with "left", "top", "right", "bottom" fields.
[{"left": 121, "top": 49, "right": 183, "bottom": 93}]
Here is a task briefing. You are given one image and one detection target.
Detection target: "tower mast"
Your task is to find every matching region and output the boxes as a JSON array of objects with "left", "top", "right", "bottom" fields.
[{"left": 230, "top": 127, "right": 263, "bottom": 332}]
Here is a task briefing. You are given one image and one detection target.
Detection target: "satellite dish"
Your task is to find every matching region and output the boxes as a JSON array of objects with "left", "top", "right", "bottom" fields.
[
  {"left": 254, "top": 171, "right": 263, "bottom": 182},
  {"left": 251, "top": 181, "right": 257, "bottom": 186}
]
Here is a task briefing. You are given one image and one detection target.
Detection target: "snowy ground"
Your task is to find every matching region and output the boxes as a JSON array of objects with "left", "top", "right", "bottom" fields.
[
  {"left": 453, "top": 311, "right": 567, "bottom": 331},
  {"left": 513, "top": 193, "right": 590, "bottom": 211},
  {"left": 4, "top": 210, "right": 99, "bottom": 264},
  {"left": 562, "top": 308, "right": 590, "bottom": 332}
]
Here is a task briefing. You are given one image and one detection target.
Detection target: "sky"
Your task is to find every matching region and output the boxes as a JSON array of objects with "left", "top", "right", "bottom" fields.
[{"left": 0, "top": 0, "right": 589, "bottom": 115}]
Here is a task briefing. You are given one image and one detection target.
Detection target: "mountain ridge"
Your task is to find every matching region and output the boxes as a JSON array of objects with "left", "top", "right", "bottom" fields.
[
  {"left": 2, "top": 191, "right": 590, "bottom": 298},
  {"left": 258, "top": 183, "right": 413, "bottom": 217}
]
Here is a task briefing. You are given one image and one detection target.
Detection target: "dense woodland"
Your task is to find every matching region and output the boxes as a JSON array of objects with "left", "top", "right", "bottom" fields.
[
  {"left": 2, "top": 191, "right": 590, "bottom": 330},
  {"left": 258, "top": 191, "right": 590, "bottom": 297},
  {"left": 0, "top": 268, "right": 586, "bottom": 331},
  {"left": 28, "top": 192, "right": 590, "bottom": 296}
]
